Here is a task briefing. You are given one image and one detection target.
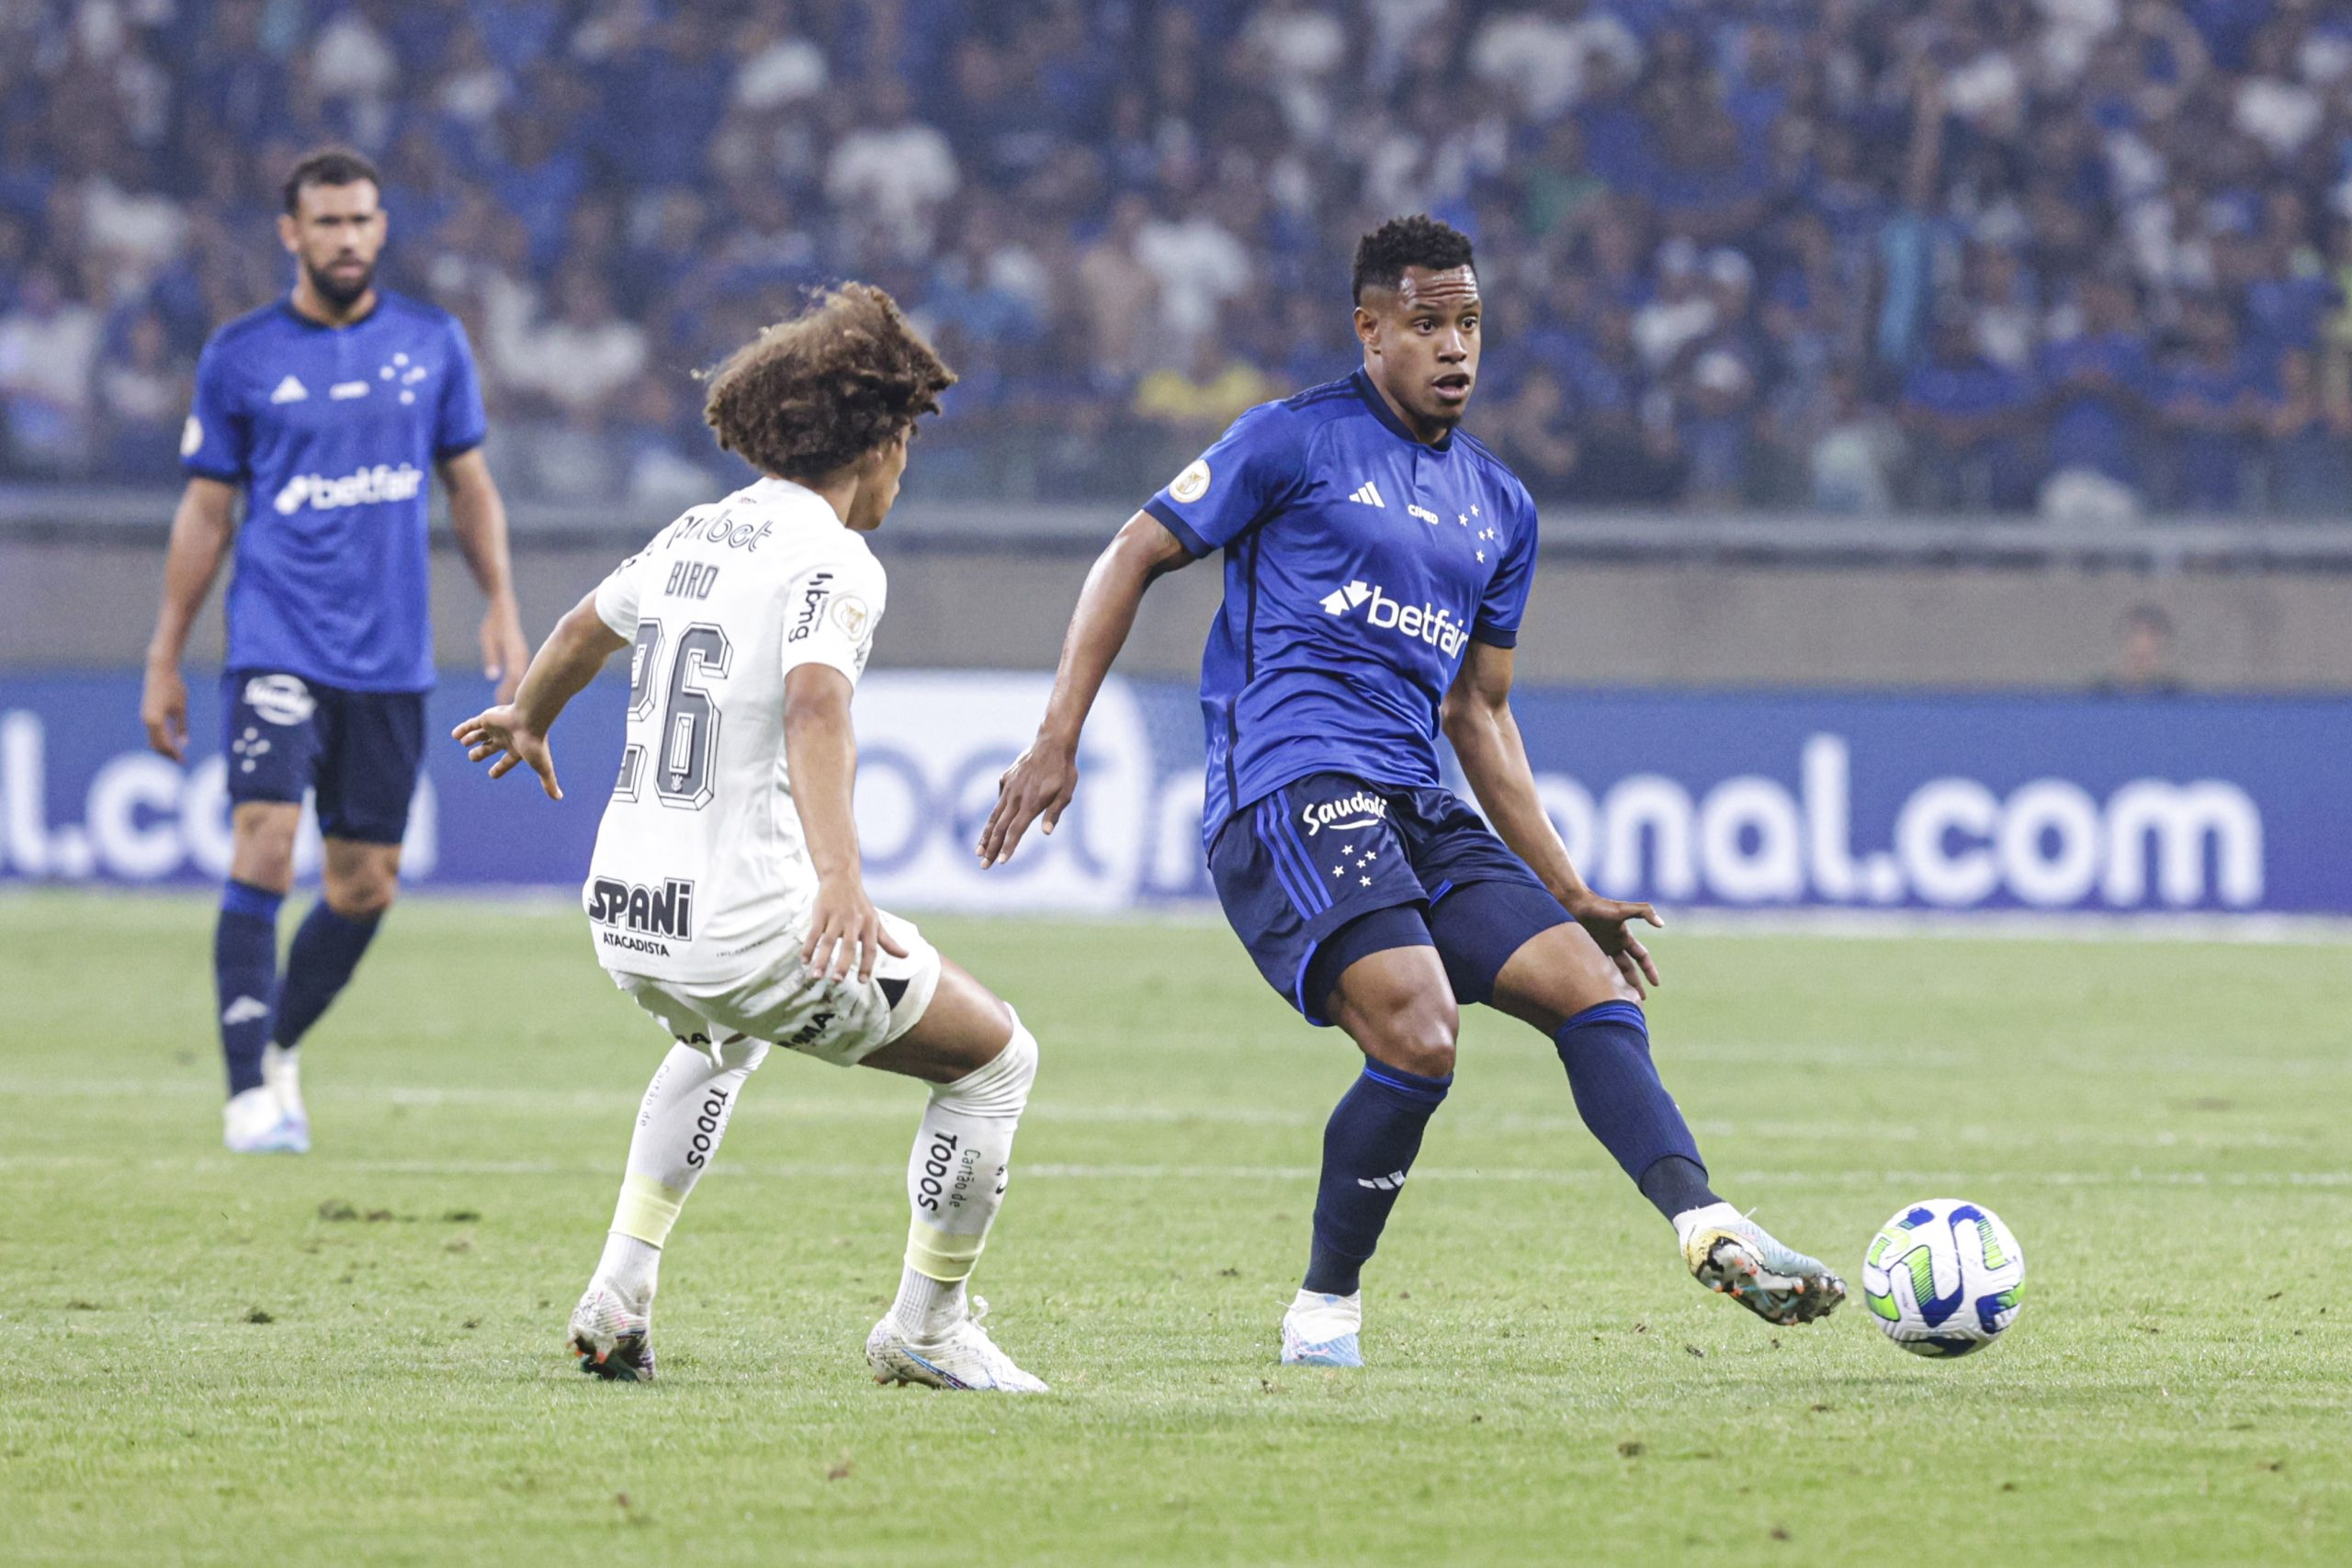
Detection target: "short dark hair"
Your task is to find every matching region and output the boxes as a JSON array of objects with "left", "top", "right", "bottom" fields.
[
  {"left": 282, "top": 147, "right": 380, "bottom": 215},
  {"left": 1352, "top": 214, "right": 1476, "bottom": 303},
  {"left": 701, "top": 283, "right": 957, "bottom": 482}
]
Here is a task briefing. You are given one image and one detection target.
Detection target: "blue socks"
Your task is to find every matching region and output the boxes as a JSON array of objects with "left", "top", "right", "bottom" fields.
[
  {"left": 1303, "top": 1062, "right": 1452, "bottom": 1296},
  {"left": 213, "top": 886, "right": 382, "bottom": 1096},
  {"left": 274, "top": 902, "right": 381, "bottom": 1050},
  {"left": 1554, "top": 1001, "right": 1710, "bottom": 1215},
  {"left": 215, "top": 881, "right": 282, "bottom": 1096}
]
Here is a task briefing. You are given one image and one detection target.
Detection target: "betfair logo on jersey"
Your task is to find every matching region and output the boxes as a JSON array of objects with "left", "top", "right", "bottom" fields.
[
  {"left": 1317, "top": 580, "right": 1469, "bottom": 657},
  {"left": 587, "top": 875, "right": 696, "bottom": 947},
  {"left": 271, "top": 463, "right": 424, "bottom": 515}
]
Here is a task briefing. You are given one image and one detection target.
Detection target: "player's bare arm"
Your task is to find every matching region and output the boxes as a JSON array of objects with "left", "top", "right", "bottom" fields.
[
  {"left": 140, "top": 476, "right": 240, "bottom": 761},
  {"left": 785, "top": 662, "right": 909, "bottom": 985},
  {"left": 439, "top": 446, "right": 530, "bottom": 703},
  {"left": 453, "top": 588, "right": 624, "bottom": 799},
  {"left": 979, "top": 510, "right": 1193, "bottom": 866},
  {"left": 1442, "top": 640, "right": 1663, "bottom": 994}
]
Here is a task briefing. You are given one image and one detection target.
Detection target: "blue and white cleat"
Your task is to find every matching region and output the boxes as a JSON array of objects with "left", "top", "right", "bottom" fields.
[
  {"left": 1280, "top": 1290, "right": 1364, "bottom": 1367},
  {"left": 223, "top": 1085, "right": 306, "bottom": 1155},
  {"left": 569, "top": 1280, "right": 654, "bottom": 1382},
  {"left": 260, "top": 1043, "right": 310, "bottom": 1153},
  {"left": 1681, "top": 1207, "right": 1846, "bottom": 1326},
  {"left": 866, "top": 1298, "right": 1047, "bottom": 1393}
]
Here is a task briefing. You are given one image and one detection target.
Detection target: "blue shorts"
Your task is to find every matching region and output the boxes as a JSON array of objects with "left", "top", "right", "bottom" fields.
[
  {"left": 1208, "top": 772, "right": 1572, "bottom": 1025},
  {"left": 220, "top": 670, "right": 425, "bottom": 845}
]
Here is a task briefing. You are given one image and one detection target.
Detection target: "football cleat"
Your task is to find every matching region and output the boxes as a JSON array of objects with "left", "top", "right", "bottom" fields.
[
  {"left": 1280, "top": 1290, "right": 1363, "bottom": 1367},
  {"left": 1684, "top": 1215, "right": 1847, "bottom": 1326},
  {"left": 866, "top": 1297, "right": 1047, "bottom": 1393},
  {"left": 568, "top": 1280, "right": 654, "bottom": 1382},
  {"left": 223, "top": 1084, "right": 306, "bottom": 1155},
  {"left": 260, "top": 1043, "right": 309, "bottom": 1147}
]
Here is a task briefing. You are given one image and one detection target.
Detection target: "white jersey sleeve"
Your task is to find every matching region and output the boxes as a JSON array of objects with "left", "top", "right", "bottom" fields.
[
  {"left": 778, "top": 549, "right": 886, "bottom": 687},
  {"left": 593, "top": 550, "right": 650, "bottom": 640}
]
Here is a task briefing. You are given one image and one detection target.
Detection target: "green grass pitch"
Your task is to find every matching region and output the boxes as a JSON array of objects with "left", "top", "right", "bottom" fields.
[{"left": 1, "top": 891, "right": 2346, "bottom": 1565}]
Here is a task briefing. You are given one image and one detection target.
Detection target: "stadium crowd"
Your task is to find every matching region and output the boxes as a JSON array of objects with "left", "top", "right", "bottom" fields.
[{"left": 4, "top": 0, "right": 2352, "bottom": 516}]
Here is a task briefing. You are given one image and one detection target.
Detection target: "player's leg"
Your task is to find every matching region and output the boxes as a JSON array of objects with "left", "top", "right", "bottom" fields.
[
  {"left": 855, "top": 953, "right": 1047, "bottom": 1393},
  {"left": 264, "top": 688, "right": 424, "bottom": 1140},
  {"left": 1207, "top": 777, "right": 1460, "bottom": 1368},
  {"left": 1283, "top": 917, "right": 1459, "bottom": 1367},
  {"left": 216, "top": 671, "right": 321, "bottom": 1153},
  {"left": 571, "top": 998, "right": 772, "bottom": 1382},
  {"left": 1441, "top": 878, "right": 1844, "bottom": 1325}
]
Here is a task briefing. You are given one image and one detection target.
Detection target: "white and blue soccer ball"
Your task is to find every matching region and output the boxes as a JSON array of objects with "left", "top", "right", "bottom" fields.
[{"left": 1861, "top": 1199, "right": 2025, "bottom": 1358}]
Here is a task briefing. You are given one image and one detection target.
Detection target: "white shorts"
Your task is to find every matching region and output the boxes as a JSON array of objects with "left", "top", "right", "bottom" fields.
[{"left": 607, "top": 909, "right": 942, "bottom": 1068}]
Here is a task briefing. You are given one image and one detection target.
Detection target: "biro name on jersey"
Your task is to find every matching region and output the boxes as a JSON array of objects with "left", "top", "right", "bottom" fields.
[
  {"left": 272, "top": 463, "right": 424, "bottom": 515},
  {"left": 588, "top": 874, "right": 695, "bottom": 955}
]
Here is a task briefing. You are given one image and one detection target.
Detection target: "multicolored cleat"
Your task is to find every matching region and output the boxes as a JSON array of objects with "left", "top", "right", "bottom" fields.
[
  {"left": 866, "top": 1298, "right": 1047, "bottom": 1393},
  {"left": 1280, "top": 1290, "right": 1364, "bottom": 1367},
  {"left": 568, "top": 1280, "right": 654, "bottom": 1382},
  {"left": 1684, "top": 1215, "right": 1847, "bottom": 1326}
]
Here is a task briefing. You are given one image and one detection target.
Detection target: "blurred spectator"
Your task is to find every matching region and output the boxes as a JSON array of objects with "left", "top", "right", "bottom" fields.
[
  {"left": 2160, "top": 296, "right": 2271, "bottom": 513},
  {"left": 96, "top": 309, "right": 185, "bottom": 481},
  {"left": 2095, "top": 603, "right": 2185, "bottom": 695},
  {"left": 1133, "top": 326, "right": 1279, "bottom": 443},
  {"left": 0, "top": 265, "right": 100, "bottom": 474},
  {"left": 2040, "top": 276, "right": 2156, "bottom": 523},
  {"left": 1902, "top": 313, "right": 2038, "bottom": 512}
]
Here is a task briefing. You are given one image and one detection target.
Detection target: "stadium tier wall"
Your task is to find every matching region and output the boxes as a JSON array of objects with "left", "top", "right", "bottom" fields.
[{"left": 5, "top": 527, "right": 2351, "bottom": 691}]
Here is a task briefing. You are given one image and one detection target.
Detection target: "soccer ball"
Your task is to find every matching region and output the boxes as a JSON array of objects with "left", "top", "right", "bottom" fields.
[{"left": 1860, "top": 1199, "right": 2025, "bottom": 1358}]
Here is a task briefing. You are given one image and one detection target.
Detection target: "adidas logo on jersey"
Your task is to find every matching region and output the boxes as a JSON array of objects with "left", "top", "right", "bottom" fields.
[
  {"left": 1317, "top": 580, "right": 1469, "bottom": 657},
  {"left": 1347, "top": 480, "right": 1386, "bottom": 507},
  {"left": 273, "top": 463, "right": 424, "bottom": 515},
  {"left": 269, "top": 375, "right": 309, "bottom": 403}
]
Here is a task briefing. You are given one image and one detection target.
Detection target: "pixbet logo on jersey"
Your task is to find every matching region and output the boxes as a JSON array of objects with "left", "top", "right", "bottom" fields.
[
  {"left": 272, "top": 464, "right": 424, "bottom": 515},
  {"left": 1318, "top": 580, "right": 1469, "bottom": 656}
]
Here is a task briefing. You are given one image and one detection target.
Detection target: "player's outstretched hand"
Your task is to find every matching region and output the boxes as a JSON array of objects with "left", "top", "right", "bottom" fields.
[
  {"left": 803, "top": 872, "right": 908, "bottom": 985},
  {"left": 452, "top": 705, "right": 561, "bottom": 799},
  {"left": 978, "top": 739, "right": 1078, "bottom": 868},
  {"left": 1568, "top": 894, "right": 1665, "bottom": 998},
  {"left": 141, "top": 661, "right": 188, "bottom": 761}
]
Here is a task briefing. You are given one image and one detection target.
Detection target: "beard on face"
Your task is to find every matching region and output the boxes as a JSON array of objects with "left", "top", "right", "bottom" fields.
[{"left": 305, "top": 255, "right": 374, "bottom": 310}]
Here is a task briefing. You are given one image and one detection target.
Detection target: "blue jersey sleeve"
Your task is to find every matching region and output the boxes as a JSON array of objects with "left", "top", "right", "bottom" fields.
[
  {"left": 181, "top": 336, "right": 251, "bottom": 482},
  {"left": 1141, "top": 401, "right": 1305, "bottom": 557},
  {"left": 435, "top": 317, "right": 488, "bottom": 459},
  {"left": 1473, "top": 488, "right": 1538, "bottom": 649}
]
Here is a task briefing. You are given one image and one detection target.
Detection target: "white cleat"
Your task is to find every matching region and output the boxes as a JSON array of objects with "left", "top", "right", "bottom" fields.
[
  {"left": 1681, "top": 1210, "right": 1847, "bottom": 1327},
  {"left": 260, "top": 1043, "right": 309, "bottom": 1150},
  {"left": 1281, "top": 1289, "right": 1364, "bottom": 1367},
  {"left": 568, "top": 1280, "right": 654, "bottom": 1382},
  {"left": 866, "top": 1298, "right": 1047, "bottom": 1393},
  {"left": 223, "top": 1084, "right": 306, "bottom": 1155}
]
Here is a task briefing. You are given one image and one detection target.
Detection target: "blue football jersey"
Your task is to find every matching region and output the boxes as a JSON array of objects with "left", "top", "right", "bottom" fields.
[
  {"left": 1143, "top": 370, "right": 1539, "bottom": 835},
  {"left": 182, "top": 291, "right": 488, "bottom": 693}
]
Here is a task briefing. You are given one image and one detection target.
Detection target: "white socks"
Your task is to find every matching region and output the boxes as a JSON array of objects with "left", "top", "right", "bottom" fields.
[
  {"left": 598, "top": 1035, "right": 772, "bottom": 1302},
  {"left": 889, "top": 1017, "right": 1038, "bottom": 1340},
  {"left": 1673, "top": 1200, "right": 1745, "bottom": 1248}
]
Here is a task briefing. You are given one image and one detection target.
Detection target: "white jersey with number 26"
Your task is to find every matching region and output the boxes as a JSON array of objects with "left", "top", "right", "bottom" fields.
[{"left": 583, "top": 476, "right": 884, "bottom": 985}]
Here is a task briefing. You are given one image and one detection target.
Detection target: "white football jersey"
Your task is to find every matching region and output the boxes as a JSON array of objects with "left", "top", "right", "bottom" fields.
[{"left": 582, "top": 476, "right": 885, "bottom": 983}]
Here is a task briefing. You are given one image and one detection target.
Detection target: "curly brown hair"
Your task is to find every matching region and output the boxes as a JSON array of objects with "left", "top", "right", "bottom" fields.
[{"left": 701, "top": 284, "right": 957, "bottom": 482}]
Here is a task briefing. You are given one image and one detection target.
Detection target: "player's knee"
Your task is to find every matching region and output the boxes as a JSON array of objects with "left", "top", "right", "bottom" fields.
[
  {"left": 325, "top": 872, "right": 398, "bottom": 919},
  {"left": 1356, "top": 994, "right": 1458, "bottom": 1079},
  {"left": 938, "top": 1015, "right": 1036, "bottom": 1118},
  {"left": 230, "top": 809, "right": 298, "bottom": 890}
]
